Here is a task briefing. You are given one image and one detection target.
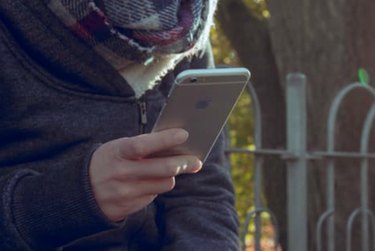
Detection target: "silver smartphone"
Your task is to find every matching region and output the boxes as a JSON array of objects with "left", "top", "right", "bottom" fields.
[{"left": 151, "top": 67, "right": 251, "bottom": 163}]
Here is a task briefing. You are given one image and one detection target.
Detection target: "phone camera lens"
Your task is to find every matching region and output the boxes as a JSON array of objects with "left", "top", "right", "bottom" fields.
[{"left": 190, "top": 77, "right": 198, "bottom": 83}]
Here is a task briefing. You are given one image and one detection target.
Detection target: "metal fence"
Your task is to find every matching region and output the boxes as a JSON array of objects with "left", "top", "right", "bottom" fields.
[{"left": 225, "top": 73, "right": 375, "bottom": 251}]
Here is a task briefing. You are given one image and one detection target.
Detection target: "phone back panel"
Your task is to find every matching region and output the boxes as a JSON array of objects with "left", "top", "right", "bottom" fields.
[{"left": 152, "top": 71, "right": 249, "bottom": 162}]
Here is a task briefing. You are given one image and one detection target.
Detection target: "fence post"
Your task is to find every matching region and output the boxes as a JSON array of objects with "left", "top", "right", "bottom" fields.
[{"left": 286, "top": 73, "right": 308, "bottom": 251}]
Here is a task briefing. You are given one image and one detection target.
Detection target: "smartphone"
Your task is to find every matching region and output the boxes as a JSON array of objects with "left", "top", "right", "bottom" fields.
[{"left": 151, "top": 67, "right": 251, "bottom": 163}]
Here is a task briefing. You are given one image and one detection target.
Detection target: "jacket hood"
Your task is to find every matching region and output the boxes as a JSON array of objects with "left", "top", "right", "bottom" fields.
[{"left": 0, "top": 0, "right": 136, "bottom": 97}]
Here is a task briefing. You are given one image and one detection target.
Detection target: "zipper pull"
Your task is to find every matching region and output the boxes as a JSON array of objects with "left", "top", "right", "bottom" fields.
[{"left": 138, "top": 100, "right": 147, "bottom": 133}]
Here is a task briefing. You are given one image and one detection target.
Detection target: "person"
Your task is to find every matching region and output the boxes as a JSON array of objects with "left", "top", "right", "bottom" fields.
[{"left": 0, "top": 0, "right": 239, "bottom": 250}]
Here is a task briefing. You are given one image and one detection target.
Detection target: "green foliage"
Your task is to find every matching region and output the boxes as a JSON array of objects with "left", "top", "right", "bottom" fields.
[
  {"left": 212, "top": 1, "right": 278, "bottom": 248},
  {"left": 210, "top": 25, "right": 240, "bottom": 66},
  {"left": 211, "top": 3, "right": 275, "bottom": 245},
  {"left": 229, "top": 91, "right": 255, "bottom": 227},
  {"left": 243, "top": 0, "right": 270, "bottom": 19},
  {"left": 358, "top": 67, "right": 370, "bottom": 86},
  {"left": 211, "top": 25, "right": 255, "bottom": 227}
]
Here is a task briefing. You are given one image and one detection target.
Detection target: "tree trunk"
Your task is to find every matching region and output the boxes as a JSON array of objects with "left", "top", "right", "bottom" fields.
[
  {"left": 216, "top": 1, "right": 287, "bottom": 249},
  {"left": 218, "top": 0, "right": 375, "bottom": 250},
  {"left": 268, "top": 0, "right": 375, "bottom": 250}
]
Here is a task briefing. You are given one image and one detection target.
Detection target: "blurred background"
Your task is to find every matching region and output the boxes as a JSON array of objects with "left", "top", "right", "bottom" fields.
[{"left": 211, "top": 0, "right": 375, "bottom": 250}]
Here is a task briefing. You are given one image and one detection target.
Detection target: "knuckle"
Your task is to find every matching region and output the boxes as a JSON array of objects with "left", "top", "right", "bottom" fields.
[
  {"left": 113, "top": 164, "right": 131, "bottom": 179},
  {"left": 129, "top": 138, "right": 146, "bottom": 157},
  {"left": 107, "top": 139, "right": 126, "bottom": 161},
  {"left": 111, "top": 160, "right": 134, "bottom": 177},
  {"left": 117, "top": 186, "right": 133, "bottom": 200}
]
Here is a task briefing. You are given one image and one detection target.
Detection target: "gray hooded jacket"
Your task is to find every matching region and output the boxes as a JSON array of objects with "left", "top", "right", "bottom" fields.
[{"left": 0, "top": 1, "right": 239, "bottom": 250}]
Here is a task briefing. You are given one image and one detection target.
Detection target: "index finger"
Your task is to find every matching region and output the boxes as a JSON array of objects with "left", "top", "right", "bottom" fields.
[{"left": 116, "top": 128, "right": 189, "bottom": 160}]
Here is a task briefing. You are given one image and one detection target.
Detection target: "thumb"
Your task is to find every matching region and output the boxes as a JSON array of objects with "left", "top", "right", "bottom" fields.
[{"left": 115, "top": 128, "right": 189, "bottom": 160}]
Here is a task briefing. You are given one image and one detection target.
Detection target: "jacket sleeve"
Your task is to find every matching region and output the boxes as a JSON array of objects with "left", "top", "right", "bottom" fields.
[
  {"left": 156, "top": 44, "right": 240, "bottom": 251},
  {"left": 157, "top": 133, "right": 240, "bottom": 251},
  {"left": 0, "top": 146, "right": 119, "bottom": 251}
]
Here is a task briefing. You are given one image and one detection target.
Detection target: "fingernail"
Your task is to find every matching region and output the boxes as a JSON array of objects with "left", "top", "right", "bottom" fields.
[
  {"left": 190, "top": 160, "right": 203, "bottom": 173},
  {"left": 174, "top": 130, "right": 189, "bottom": 142}
]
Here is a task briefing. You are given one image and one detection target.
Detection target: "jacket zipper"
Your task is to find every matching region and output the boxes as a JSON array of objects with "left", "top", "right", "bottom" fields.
[{"left": 138, "top": 98, "right": 147, "bottom": 134}]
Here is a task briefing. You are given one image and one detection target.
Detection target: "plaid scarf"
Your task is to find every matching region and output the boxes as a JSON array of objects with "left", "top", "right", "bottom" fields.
[
  {"left": 48, "top": 0, "right": 217, "bottom": 97},
  {"left": 102, "top": 0, "right": 203, "bottom": 51}
]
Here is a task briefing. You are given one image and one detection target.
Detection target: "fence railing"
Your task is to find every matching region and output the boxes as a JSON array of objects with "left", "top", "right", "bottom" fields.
[{"left": 225, "top": 73, "right": 375, "bottom": 251}]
